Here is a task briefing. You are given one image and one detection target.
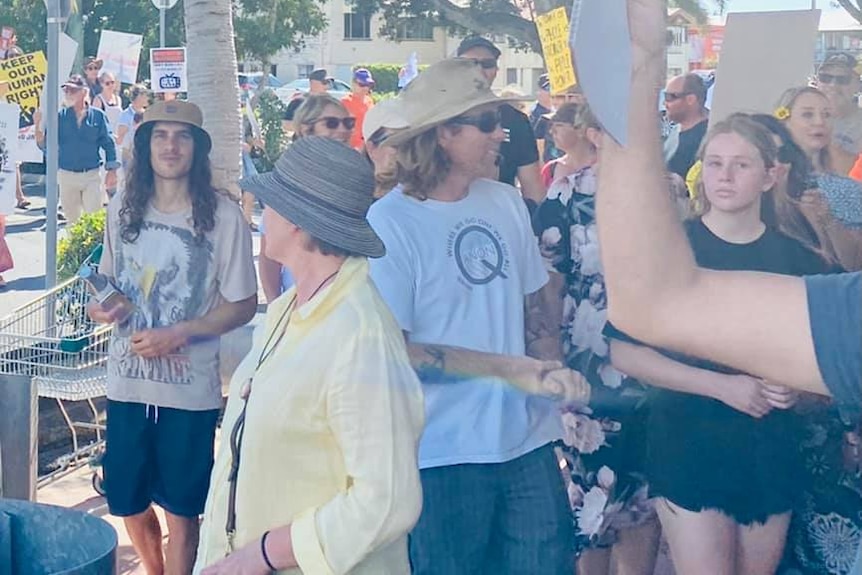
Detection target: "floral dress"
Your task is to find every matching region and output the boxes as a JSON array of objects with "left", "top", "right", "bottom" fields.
[
  {"left": 533, "top": 166, "right": 654, "bottom": 555},
  {"left": 783, "top": 401, "right": 862, "bottom": 575}
]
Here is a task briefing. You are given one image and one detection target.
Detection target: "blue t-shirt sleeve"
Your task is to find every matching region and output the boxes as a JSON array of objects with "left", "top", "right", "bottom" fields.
[{"left": 806, "top": 272, "right": 862, "bottom": 410}]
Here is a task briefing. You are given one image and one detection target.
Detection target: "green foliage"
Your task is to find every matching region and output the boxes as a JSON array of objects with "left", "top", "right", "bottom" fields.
[
  {"left": 233, "top": 0, "right": 327, "bottom": 73},
  {"left": 357, "top": 64, "right": 428, "bottom": 95},
  {"left": 57, "top": 209, "right": 106, "bottom": 281},
  {"left": 0, "top": 0, "right": 185, "bottom": 84},
  {"left": 252, "top": 90, "right": 289, "bottom": 172},
  {"left": 356, "top": 63, "right": 401, "bottom": 94},
  {"left": 371, "top": 91, "right": 397, "bottom": 103}
]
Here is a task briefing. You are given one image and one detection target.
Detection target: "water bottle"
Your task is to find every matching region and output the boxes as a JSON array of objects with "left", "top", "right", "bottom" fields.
[{"left": 79, "top": 265, "right": 135, "bottom": 324}]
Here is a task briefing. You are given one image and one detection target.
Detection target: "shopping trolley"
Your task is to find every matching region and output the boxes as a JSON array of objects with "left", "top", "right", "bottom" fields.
[{"left": 0, "top": 273, "right": 111, "bottom": 488}]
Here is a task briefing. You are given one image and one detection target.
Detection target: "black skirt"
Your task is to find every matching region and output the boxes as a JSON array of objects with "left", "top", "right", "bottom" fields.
[{"left": 646, "top": 387, "right": 803, "bottom": 526}]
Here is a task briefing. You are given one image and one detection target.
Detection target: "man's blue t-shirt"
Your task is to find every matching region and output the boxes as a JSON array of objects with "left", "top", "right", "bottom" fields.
[{"left": 805, "top": 272, "right": 862, "bottom": 411}]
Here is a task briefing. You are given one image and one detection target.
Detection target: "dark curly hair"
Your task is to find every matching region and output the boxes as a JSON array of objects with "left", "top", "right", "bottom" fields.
[{"left": 119, "top": 122, "right": 218, "bottom": 243}]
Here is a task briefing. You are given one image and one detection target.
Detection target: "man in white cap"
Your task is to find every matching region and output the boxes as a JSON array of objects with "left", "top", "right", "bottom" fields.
[
  {"left": 194, "top": 136, "right": 424, "bottom": 575},
  {"left": 362, "top": 97, "right": 409, "bottom": 198},
  {"left": 88, "top": 100, "right": 258, "bottom": 575},
  {"left": 368, "top": 58, "right": 588, "bottom": 574}
]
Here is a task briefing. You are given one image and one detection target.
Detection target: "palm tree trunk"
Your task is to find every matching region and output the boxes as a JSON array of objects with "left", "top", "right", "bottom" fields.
[{"left": 184, "top": 0, "right": 242, "bottom": 198}]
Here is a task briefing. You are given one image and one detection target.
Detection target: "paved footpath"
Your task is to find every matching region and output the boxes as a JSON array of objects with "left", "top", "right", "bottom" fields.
[{"left": 10, "top": 182, "right": 676, "bottom": 574}]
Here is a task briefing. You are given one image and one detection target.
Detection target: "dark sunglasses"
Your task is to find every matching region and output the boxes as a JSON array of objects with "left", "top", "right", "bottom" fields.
[
  {"left": 447, "top": 109, "right": 502, "bottom": 133},
  {"left": 368, "top": 128, "right": 390, "bottom": 147},
  {"left": 85, "top": 65, "right": 99, "bottom": 71},
  {"left": 468, "top": 57, "right": 498, "bottom": 70},
  {"left": 101, "top": 80, "right": 115, "bottom": 86},
  {"left": 818, "top": 72, "right": 853, "bottom": 86},
  {"left": 312, "top": 116, "right": 356, "bottom": 130},
  {"left": 664, "top": 91, "right": 692, "bottom": 102}
]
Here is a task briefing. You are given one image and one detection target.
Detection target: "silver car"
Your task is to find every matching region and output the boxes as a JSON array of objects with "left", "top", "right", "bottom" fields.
[{"left": 275, "top": 78, "right": 352, "bottom": 105}]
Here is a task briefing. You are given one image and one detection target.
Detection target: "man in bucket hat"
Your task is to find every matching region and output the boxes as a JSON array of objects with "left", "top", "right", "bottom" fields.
[
  {"left": 88, "top": 100, "right": 258, "bottom": 575},
  {"left": 82, "top": 55, "right": 104, "bottom": 97},
  {"left": 194, "top": 136, "right": 424, "bottom": 574},
  {"left": 368, "top": 58, "right": 588, "bottom": 574}
]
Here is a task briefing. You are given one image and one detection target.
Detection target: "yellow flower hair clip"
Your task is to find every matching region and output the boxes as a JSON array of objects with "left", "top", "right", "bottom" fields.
[{"left": 774, "top": 106, "right": 791, "bottom": 120}]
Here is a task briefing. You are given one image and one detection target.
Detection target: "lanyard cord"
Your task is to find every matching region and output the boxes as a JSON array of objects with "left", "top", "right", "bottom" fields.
[{"left": 225, "top": 268, "right": 339, "bottom": 551}]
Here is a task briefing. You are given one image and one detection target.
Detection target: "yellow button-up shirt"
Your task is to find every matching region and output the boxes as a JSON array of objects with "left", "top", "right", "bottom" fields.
[{"left": 194, "top": 258, "right": 424, "bottom": 574}]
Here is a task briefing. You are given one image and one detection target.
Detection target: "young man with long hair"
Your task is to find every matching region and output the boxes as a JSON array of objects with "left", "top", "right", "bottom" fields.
[{"left": 88, "top": 101, "right": 258, "bottom": 575}]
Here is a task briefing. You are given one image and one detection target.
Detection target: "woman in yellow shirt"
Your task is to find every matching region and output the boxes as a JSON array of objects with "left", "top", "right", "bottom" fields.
[{"left": 195, "top": 137, "right": 424, "bottom": 575}]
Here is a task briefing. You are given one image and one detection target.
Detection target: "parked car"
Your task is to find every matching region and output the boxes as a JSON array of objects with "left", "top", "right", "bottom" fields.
[
  {"left": 274, "top": 78, "right": 352, "bottom": 105},
  {"left": 238, "top": 72, "right": 285, "bottom": 92}
]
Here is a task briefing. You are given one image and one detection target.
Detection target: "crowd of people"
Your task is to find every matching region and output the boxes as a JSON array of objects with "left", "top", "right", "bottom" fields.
[{"left": 41, "top": 8, "right": 862, "bottom": 575}]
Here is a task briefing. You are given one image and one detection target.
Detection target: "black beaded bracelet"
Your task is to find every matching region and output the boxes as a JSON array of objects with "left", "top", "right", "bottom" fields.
[{"left": 261, "top": 530, "right": 277, "bottom": 572}]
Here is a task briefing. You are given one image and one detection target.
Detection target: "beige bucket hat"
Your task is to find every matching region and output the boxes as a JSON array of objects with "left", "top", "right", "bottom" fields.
[{"left": 385, "top": 58, "right": 518, "bottom": 146}]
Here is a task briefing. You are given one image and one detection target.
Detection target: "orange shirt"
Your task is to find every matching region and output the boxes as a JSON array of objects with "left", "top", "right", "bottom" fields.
[
  {"left": 850, "top": 154, "right": 862, "bottom": 182},
  {"left": 341, "top": 92, "right": 374, "bottom": 149}
]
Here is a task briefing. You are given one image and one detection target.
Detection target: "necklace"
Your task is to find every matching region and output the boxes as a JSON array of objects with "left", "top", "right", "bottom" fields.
[{"left": 254, "top": 268, "right": 339, "bottom": 369}]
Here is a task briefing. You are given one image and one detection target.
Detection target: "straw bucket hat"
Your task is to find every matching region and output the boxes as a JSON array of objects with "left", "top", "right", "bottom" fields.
[{"left": 385, "top": 58, "right": 518, "bottom": 146}]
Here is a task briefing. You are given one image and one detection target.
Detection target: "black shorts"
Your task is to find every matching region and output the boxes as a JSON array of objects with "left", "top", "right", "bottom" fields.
[{"left": 104, "top": 400, "right": 220, "bottom": 518}]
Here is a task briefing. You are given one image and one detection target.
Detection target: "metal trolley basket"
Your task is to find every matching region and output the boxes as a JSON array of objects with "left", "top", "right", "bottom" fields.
[{"left": 0, "top": 274, "right": 111, "bottom": 487}]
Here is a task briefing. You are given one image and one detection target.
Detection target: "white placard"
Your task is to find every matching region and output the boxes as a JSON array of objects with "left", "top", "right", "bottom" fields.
[
  {"left": 570, "top": 0, "right": 631, "bottom": 145},
  {"left": 709, "top": 10, "right": 821, "bottom": 126},
  {"left": 150, "top": 47, "right": 187, "bottom": 93},
  {"left": 97, "top": 30, "right": 143, "bottom": 85},
  {"left": 0, "top": 102, "right": 19, "bottom": 214}
]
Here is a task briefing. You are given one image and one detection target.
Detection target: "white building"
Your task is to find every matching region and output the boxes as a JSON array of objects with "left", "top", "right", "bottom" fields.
[{"left": 243, "top": 0, "right": 545, "bottom": 95}]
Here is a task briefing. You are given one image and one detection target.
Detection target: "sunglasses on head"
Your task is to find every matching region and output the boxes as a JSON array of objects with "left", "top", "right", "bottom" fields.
[
  {"left": 447, "top": 109, "right": 502, "bottom": 133},
  {"left": 664, "top": 91, "right": 692, "bottom": 102},
  {"left": 312, "top": 116, "right": 356, "bottom": 130},
  {"left": 818, "top": 72, "right": 854, "bottom": 86},
  {"left": 468, "top": 57, "right": 498, "bottom": 70}
]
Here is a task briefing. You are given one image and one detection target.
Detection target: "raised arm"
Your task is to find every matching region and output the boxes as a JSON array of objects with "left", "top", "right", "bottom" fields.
[{"left": 595, "top": 0, "right": 826, "bottom": 395}]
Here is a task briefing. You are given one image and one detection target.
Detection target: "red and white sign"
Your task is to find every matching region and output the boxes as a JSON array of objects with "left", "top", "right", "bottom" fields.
[{"left": 150, "top": 47, "right": 187, "bottom": 93}]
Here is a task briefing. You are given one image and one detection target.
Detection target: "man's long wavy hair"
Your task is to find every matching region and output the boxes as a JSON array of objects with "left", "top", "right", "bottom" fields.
[{"left": 119, "top": 123, "right": 217, "bottom": 243}]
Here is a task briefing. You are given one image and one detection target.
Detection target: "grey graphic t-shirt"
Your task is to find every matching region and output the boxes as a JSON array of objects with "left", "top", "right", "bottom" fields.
[{"left": 101, "top": 192, "right": 257, "bottom": 410}]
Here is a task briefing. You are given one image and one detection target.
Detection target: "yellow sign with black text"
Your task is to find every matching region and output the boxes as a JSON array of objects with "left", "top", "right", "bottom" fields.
[
  {"left": 0, "top": 51, "right": 47, "bottom": 129},
  {"left": 536, "top": 7, "right": 576, "bottom": 95}
]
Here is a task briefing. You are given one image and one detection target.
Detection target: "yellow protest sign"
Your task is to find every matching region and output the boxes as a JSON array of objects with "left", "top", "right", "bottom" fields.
[
  {"left": 535, "top": 7, "right": 576, "bottom": 95},
  {"left": 0, "top": 51, "right": 47, "bottom": 128}
]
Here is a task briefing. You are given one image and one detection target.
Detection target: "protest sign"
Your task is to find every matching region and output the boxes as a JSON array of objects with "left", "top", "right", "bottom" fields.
[
  {"left": 569, "top": 0, "right": 631, "bottom": 145},
  {"left": 97, "top": 30, "right": 143, "bottom": 85},
  {"left": 0, "top": 102, "right": 19, "bottom": 214},
  {"left": 709, "top": 10, "right": 820, "bottom": 126},
  {"left": 0, "top": 51, "right": 47, "bottom": 163},
  {"left": 150, "top": 48, "right": 187, "bottom": 93},
  {"left": 536, "top": 7, "right": 576, "bottom": 95}
]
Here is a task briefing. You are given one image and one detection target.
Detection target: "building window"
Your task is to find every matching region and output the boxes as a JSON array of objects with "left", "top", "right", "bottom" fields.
[
  {"left": 506, "top": 68, "right": 518, "bottom": 85},
  {"left": 298, "top": 64, "right": 314, "bottom": 79},
  {"left": 344, "top": 12, "right": 372, "bottom": 40},
  {"left": 270, "top": 64, "right": 278, "bottom": 77},
  {"left": 395, "top": 18, "right": 434, "bottom": 41}
]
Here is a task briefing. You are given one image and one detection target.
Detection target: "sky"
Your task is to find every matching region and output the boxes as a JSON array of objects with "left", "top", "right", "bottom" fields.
[{"left": 722, "top": 0, "right": 839, "bottom": 11}]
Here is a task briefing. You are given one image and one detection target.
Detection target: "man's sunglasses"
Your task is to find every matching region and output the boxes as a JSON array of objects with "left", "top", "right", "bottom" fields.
[
  {"left": 447, "top": 109, "right": 502, "bottom": 133},
  {"left": 368, "top": 128, "right": 390, "bottom": 147},
  {"left": 311, "top": 116, "right": 356, "bottom": 130},
  {"left": 664, "top": 91, "right": 692, "bottom": 102},
  {"left": 818, "top": 73, "right": 854, "bottom": 86},
  {"left": 467, "top": 57, "right": 498, "bottom": 70},
  {"left": 85, "top": 65, "right": 100, "bottom": 71}
]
